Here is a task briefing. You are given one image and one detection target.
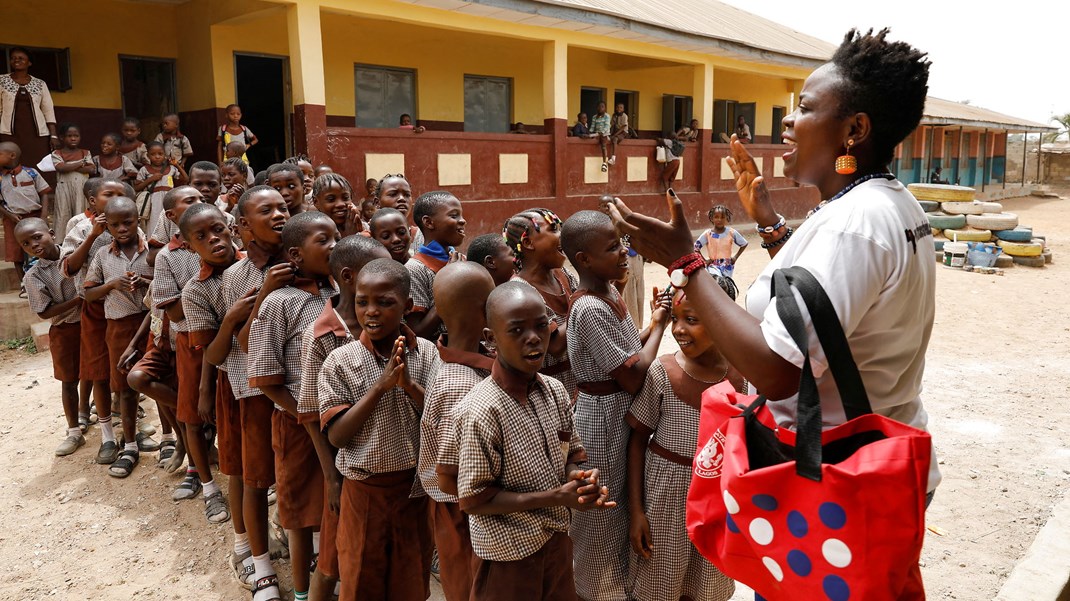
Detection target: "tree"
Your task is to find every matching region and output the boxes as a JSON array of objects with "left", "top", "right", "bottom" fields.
[{"left": 1044, "top": 113, "right": 1070, "bottom": 143}]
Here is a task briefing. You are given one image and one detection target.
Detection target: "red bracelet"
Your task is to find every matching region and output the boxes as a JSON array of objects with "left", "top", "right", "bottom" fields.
[{"left": 668, "top": 251, "right": 704, "bottom": 273}]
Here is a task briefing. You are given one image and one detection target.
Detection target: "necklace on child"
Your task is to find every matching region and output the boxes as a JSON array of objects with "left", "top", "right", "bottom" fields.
[{"left": 675, "top": 352, "right": 728, "bottom": 384}]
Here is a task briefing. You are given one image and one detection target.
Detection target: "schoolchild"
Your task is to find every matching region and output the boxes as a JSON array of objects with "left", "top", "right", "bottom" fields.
[
  {"left": 119, "top": 118, "right": 150, "bottom": 168},
  {"left": 267, "top": 162, "right": 308, "bottom": 216},
  {"left": 216, "top": 104, "right": 258, "bottom": 165},
  {"left": 312, "top": 172, "right": 362, "bottom": 237},
  {"left": 134, "top": 141, "right": 186, "bottom": 235},
  {"left": 50, "top": 123, "right": 94, "bottom": 239},
  {"left": 0, "top": 141, "right": 51, "bottom": 282},
  {"left": 369, "top": 207, "right": 412, "bottom": 265},
  {"left": 405, "top": 191, "right": 466, "bottom": 339},
  {"left": 465, "top": 233, "right": 514, "bottom": 287},
  {"left": 694, "top": 205, "right": 747, "bottom": 281},
  {"left": 94, "top": 132, "right": 138, "bottom": 183},
  {"left": 154, "top": 113, "right": 193, "bottom": 169},
  {"left": 373, "top": 174, "right": 421, "bottom": 253}
]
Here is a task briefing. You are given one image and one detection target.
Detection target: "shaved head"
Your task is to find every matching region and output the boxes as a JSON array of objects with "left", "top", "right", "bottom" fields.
[
  {"left": 434, "top": 262, "right": 495, "bottom": 332},
  {"left": 105, "top": 196, "right": 138, "bottom": 219},
  {"left": 486, "top": 280, "right": 544, "bottom": 329},
  {"left": 561, "top": 210, "right": 615, "bottom": 263}
]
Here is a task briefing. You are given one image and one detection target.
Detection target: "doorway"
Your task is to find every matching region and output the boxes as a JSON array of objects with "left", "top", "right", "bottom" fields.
[
  {"left": 771, "top": 106, "right": 786, "bottom": 143},
  {"left": 614, "top": 90, "right": 638, "bottom": 136},
  {"left": 661, "top": 95, "right": 693, "bottom": 137},
  {"left": 235, "top": 53, "right": 290, "bottom": 170},
  {"left": 119, "top": 56, "right": 176, "bottom": 141},
  {"left": 580, "top": 87, "right": 606, "bottom": 122}
]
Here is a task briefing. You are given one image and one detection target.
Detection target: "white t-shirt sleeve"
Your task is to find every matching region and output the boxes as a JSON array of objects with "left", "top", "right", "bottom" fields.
[{"left": 759, "top": 227, "right": 893, "bottom": 379}]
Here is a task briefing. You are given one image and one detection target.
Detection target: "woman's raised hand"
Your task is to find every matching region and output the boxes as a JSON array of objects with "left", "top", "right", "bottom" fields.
[
  {"left": 605, "top": 191, "right": 695, "bottom": 269},
  {"left": 725, "top": 134, "right": 778, "bottom": 226}
]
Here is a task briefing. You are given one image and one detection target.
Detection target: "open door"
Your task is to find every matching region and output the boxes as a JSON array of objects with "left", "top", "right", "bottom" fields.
[
  {"left": 235, "top": 53, "right": 289, "bottom": 170},
  {"left": 661, "top": 95, "right": 692, "bottom": 137},
  {"left": 120, "top": 56, "right": 176, "bottom": 142}
]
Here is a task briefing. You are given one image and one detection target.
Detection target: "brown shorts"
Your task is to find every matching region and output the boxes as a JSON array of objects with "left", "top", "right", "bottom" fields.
[
  {"left": 48, "top": 321, "right": 81, "bottom": 382},
  {"left": 430, "top": 500, "right": 477, "bottom": 601},
  {"left": 4, "top": 210, "right": 40, "bottom": 262},
  {"left": 240, "top": 394, "right": 276, "bottom": 489},
  {"left": 106, "top": 313, "right": 146, "bottom": 392},
  {"left": 272, "top": 409, "right": 324, "bottom": 530},
  {"left": 131, "top": 336, "right": 176, "bottom": 386},
  {"left": 470, "top": 531, "right": 576, "bottom": 601},
  {"left": 318, "top": 480, "right": 340, "bottom": 579},
  {"left": 215, "top": 371, "right": 243, "bottom": 477},
  {"left": 175, "top": 332, "right": 204, "bottom": 425},
  {"left": 80, "top": 300, "right": 110, "bottom": 381},
  {"left": 338, "top": 471, "right": 432, "bottom": 601}
]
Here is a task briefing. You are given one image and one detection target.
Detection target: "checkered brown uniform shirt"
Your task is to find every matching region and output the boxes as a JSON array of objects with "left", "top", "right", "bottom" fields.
[
  {"left": 419, "top": 359, "right": 490, "bottom": 503},
  {"left": 456, "top": 373, "right": 586, "bottom": 562},
  {"left": 181, "top": 269, "right": 227, "bottom": 354},
  {"left": 404, "top": 258, "right": 436, "bottom": 313},
  {"left": 24, "top": 257, "right": 80, "bottom": 325},
  {"left": 296, "top": 298, "right": 352, "bottom": 423},
  {"left": 59, "top": 218, "right": 126, "bottom": 296},
  {"left": 85, "top": 238, "right": 153, "bottom": 319},
  {"left": 317, "top": 335, "right": 440, "bottom": 482},
  {"left": 152, "top": 242, "right": 200, "bottom": 332},
  {"left": 221, "top": 256, "right": 270, "bottom": 399}
]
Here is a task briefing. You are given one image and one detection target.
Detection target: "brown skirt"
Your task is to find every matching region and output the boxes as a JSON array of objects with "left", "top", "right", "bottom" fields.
[
  {"left": 430, "top": 500, "right": 477, "bottom": 601},
  {"left": 3, "top": 209, "right": 40, "bottom": 262},
  {"left": 318, "top": 479, "right": 340, "bottom": 579},
  {"left": 338, "top": 471, "right": 432, "bottom": 601},
  {"left": 175, "top": 332, "right": 204, "bottom": 425},
  {"left": 470, "top": 531, "right": 577, "bottom": 601},
  {"left": 48, "top": 321, "right": 81, "bottom": 382},
  {"left": 106, "top": 313, "right": 146, "bottom": 392},
  {"left": 272, "top": 409, "right": 324, "bottom": 530},
  {"left": 240, "top": 394, "right": 276, "bottom": 489},
  {"left": 79, "top": 300, "right": 110, "bottom": 381},
  {"left": 215, "top": 371, "right": 242, "bottom": 477}
]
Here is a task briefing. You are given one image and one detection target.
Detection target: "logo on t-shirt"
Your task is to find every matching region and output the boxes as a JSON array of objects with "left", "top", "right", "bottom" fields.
[{"left": 904, "top": 223, "right": 933, "bottom": 254}]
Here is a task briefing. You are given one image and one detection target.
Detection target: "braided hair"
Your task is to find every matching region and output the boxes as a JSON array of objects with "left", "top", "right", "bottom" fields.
[
  {"left": 223, "top": 157, "right": 248, "bottom": 179},
  {"left": 707, "top": 205, "right": 732, "bottom": 223},
  {"left": 831, "top": 28, "right": 930, "bottom": 165},
  {"left": 373, "top": 174, "right": 407, "bottom": 200},
  {"left": 284, "top": 153, "right": 311, "bottom": 166},
  {"left": 312, "top": 172, "right": 352, "bottom": 199},
  {"left": 502, "top": 208, "right": 562, "bottom": 271}
]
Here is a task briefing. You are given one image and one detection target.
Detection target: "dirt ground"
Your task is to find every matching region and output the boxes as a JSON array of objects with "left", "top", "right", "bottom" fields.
[{"left": 1, "top": 193, "right": 1067, "bottom": 600}]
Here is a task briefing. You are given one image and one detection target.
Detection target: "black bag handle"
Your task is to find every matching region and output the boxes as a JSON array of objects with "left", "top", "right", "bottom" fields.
[{"left": 765, "top": 266, "right": 872, "bottom": 481}]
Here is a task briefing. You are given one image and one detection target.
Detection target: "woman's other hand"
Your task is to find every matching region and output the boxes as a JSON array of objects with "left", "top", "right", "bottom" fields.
[
  {"left": 605, "top": 190, "right": 694, "bottom": 268},
  {"left": 725, "top": 135, "right": 778, "bottom": 226}
]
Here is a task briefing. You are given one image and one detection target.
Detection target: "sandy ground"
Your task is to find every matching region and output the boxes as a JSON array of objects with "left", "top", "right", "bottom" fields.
[{"left": 1, "top": 193, "right": 1068, "bottom": 600}]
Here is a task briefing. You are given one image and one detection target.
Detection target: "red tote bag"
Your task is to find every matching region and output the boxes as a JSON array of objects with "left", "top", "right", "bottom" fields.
[{"left": 686, "top": 267, "right": 932, "bottom": 600}]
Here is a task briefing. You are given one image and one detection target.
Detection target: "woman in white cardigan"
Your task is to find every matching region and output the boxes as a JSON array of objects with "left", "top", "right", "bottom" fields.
[{"left": 0, "top": 47, "right": 58, "bottom": 168}]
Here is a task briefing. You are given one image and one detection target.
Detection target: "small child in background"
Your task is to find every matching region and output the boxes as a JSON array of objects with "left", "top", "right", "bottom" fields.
[
  {"left": 360, "top": 198, "right": 377, "bottom": 230},
  {"left": 224, "top": 141, "right": 257, "bottom": 182},
  {"left": 465, "top": 233, "right": 514, "bottom": 286},
  {"left": 561, "top": 210, "right": 670, "bottom": 601},
  {"left": 134, "top": 141, "right": 187, "bottom": 235},
  {"left": 312, "top": 173, "right": 362, "bottom": 237},
  {"left": 16, "top": 217, "right": 85, "bottom": 457},
  {"left": 119, "top": 118, "right": 149, "bottom": 168},
  {"left": 369, "top": 207, "right": 412, "bottom": 265},
  {"left": 94, "top": 133, "right": 138, "bottom": 183},
  {"left": 694, "top": 205, "right": 747, "bottom": 282},
  {"left": 361, "top": 178, "right": 378, "bottom": 205},
  {"left": 314, "top": 164, "right": 333, "bottom": 178},
  {"left": 155, "top": 113, "right": 194, "bottom": 169},
  {"left": 406, "top": 191, "right": 466, "bottom": 340},
  {"left": 0, "top": 141, "right": 52, "bottom": 283},
  {"left": 219, "top": 157, "right": 248, "bottom": 213},
  {"left": 216, "top": 104, "right": 258, "bottom": 165},
  {"left": 626, "top": 284, "right": 741, "bottom": 601},
  {"left": 50, "top": 124, "right": 95, "bottom": 240}
]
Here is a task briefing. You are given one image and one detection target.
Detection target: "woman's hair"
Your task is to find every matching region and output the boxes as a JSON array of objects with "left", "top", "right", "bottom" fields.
[
  {"left": 831, "top": 28, "right": 930, "bottom": 165},
  {"left": 312, "top": 172, "right": 352, "bottom": 198},
  {"left": 502, "top": 208, "right": 562, "bottom": 270},
  {"left": 707, "top": 205, "right": 732, "bottom": 223},
  {"left": 57, "top": 123, "right": 79, "bottom": 136},
  {"left": 8, "top": 47, "right": 31, "bottom": 61},
  {"left": 373, "top": 174, "right": 407, "bottom": 200}
]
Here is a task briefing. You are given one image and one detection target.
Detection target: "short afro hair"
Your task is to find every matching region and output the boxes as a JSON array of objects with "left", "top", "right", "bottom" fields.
[
  {"left": 178, "top": 202, "right": 225, "bottom": 239},
  {"left": 467, "top": 233, "right": 508, "bottom": 268},
  {"left": 87, "top": 177, "right": 135, "bottom": 200},
  {"left": 105, "top": 196, "right": 139, "bottom": 219},
  {"left": 163, "top": 185, "right": 199, "bottom": 211},
  {"left": 13, "top": 217, "right": 50, "bottom": 240},
  {"left": 830, "top": 28, "right": 930, "bottom": 165},
  {"left": 412, "top": 191, "right": 458, "bottom": 232},
  {"left": 266, "top": 162, "right": 304, "bottom": 183},
  {"left": 237, "top": 185, "right": 278, "bottom": 216},
  {"left": 189, "top": 160, "right": 219, "bottom": 175},
  {"left": 328, "top": 233, "right": 389, "bottom": 281},
  {"left": 486, "top": 280, "right": 544, "bottom": 328},
  {"left": 280, "top": 210, "right": 335, "bottom": 252},
  {"left": 357, "top": 257, "right": 411, "bottom": 299},
  {"left": 369, "top": 207, "right": 405, "bottom": 233},
  {"left": 561, "top": 210, "right": 614, "bottom": 263}
]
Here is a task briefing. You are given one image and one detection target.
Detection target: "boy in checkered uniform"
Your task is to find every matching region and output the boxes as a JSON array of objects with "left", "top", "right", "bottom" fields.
[
  {"left": 83, "top": 197, "right": 153, "bottom": 478},
  {"left": 296, "top": 234, "right": 388, "bottom": 601},
  {"left": 404, "top": 191, "right": 467, "bottom": 340},
  {"left": 317, "top": 258, "right": 441, "bottom": 601},
  {"left": 248, "top": 212, "right": 340, "bottom": 601},
  {"left": 625, "top": 287, "right": 739, "bottom": 601},
  {"left": 0, "top": 141, "right": 51, "bottom": 282},
  {"left": 59, "top": 179, "right": 135, "bottom": 463},
  {"left": 455, "top": 281, "right": 613, "bottom": 601},
  {"left": 417, "top": 262, "right": 496, "bottom": 601},
  {"left": 221, "top": 185, "right": 292, "bottom": 600},
  {"left": 16, "top": 217, "right": 84, "bottom": 457},
  {"left": 561, "top": 210, "right": 669, "bottom": 601},
  {"left": 181, "top": 202, "right": 256, "bottom": 587}
]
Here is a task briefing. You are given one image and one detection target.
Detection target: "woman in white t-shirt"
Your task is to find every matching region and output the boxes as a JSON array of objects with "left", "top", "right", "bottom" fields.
[{"left": 607, "top": 30, "right": 939, "bottom": 493}]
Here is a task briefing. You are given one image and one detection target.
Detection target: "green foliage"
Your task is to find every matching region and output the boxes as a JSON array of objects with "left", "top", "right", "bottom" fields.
[
  {"left": 1044, "top": 113, "right": 1070, "bottom": 143},
  {"left": 3, "top": 336, "right": 37, "bottom": 354}
]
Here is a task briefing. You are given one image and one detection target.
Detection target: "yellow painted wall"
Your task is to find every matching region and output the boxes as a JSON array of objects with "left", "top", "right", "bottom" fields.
[
  {"left": 713, "top": 68, "right": 794, "bottom": 138},
  {"left": 209, "top": 7, "right": 291, "bottom": 107},
  {"left": 566, "top": 47, "right": 694, "bottom": 132},
  {"left": 4, "top": 0, "right": 179, "bottom": 109},
  {"left": 320, "top": 12, "right": 545, "bottom": 124}
]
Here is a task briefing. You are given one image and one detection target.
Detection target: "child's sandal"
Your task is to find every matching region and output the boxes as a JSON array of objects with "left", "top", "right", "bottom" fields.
[
  {"left": 229, "top": 550, "right": 255, "bottom": 590},
  {"left": 157, "top": 440, "right": 176, "bottom": 466},
  {"left": 108, "top": 450, "right": 139, "bottom": 478},
  {"left": 172, "top": 472, "right": 201, "bottom": 501},
  {"left": 251, "top": 574, "right": 283, "bottom": 601},
  {"left": 204, "top": 491, "right": 230, "bottom": 524}
]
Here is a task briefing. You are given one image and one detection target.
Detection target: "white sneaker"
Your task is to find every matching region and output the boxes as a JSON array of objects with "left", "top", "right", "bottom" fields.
[{"left": 608, "top": 156, "right": 616, "bottom": 165}]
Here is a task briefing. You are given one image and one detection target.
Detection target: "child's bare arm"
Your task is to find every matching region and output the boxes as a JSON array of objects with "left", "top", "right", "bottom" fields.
[
  {"left": 260, "top": 384, "right": 298, "bottom": 416},
  {"left": 305, "top": 423, "right": 343, "bottom": 514},
  {"left": 464, "top": 466, "right": 610, "bottom": 515},
  {"left": 326, "top": 337, "right": 405, "bottom": 447},
  {"left": 39, "top": 193, "right": 52, "bottom": 222},
  {"left": 197, "top": 355, "right": 217, "bottom": 424},
  {"left": 627, "top": 430, "right": 653, "bottom": 558},
  {"left": 208, "top": 290, "right": 256, "bottom": 364},
  {"left": 172, "top": 162, "right": 189, "bottom": 186},
  {"left": 83, "top": 277, "right": 118, "bottom": 303},
  {"left": 37, "top": 296, "right": 82, "bottom": 320},
  {"left": 616, "top": 305, "right": 669, "bottom": 395},
  {"left": 162, "top": 300, "right": 185, "bottom": 323}
]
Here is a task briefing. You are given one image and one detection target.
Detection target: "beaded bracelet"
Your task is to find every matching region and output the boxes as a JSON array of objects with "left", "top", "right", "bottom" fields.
[
  {"left": 668, "top": 251, "right": 705, "bottom": 273},
  {"left": 756, "top": 214, "right": 786, "bottom": 235},
  {"left": 760, "top": 227, "right": 794, "bottom": 249}
]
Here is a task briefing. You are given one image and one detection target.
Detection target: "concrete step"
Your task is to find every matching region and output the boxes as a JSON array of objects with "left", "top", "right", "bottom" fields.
[
  {"left": 0, "top": 290, "right": 38, "bottom": 340},
  {"left": 0, "top": 262, "right": 20, "bottom": 294}
]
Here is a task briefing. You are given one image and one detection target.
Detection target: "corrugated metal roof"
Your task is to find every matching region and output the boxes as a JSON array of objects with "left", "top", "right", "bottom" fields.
[
  {"left": 922, "top": 97, "right": 1055, "bottom": 132},
  {"left": 534, "top": 0, "right": 836, "bottom": 61}
]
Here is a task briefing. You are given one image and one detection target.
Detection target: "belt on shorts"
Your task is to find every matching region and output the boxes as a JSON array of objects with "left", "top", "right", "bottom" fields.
[
  {"left": 577, "top": 380, "right": 623, "bottom": 396},
  {"left": 541, "top": 359, "right": 571, "bottom": 377},
  {"left": 649, "top": 440, "right": 692, "bottom": 467}
]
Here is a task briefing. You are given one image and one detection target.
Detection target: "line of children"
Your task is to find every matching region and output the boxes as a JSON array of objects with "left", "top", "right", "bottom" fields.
[
  {"left": 1, "top": 141, "right": 52, "bottom": 285},
  {"left": 50, "top": 124, "right": 94, "bottom": 239},
  {"left": 405, "top": 191, "right": 466, "bottom": 339}
]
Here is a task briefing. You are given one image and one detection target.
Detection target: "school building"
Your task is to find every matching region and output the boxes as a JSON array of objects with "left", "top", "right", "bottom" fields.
[{"left": 5, "top": 0, "right": 1052, "bottom": 233}]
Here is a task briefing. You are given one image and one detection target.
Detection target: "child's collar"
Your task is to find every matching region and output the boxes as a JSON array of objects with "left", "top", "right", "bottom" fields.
[
  {"left": 359, "top": 324, "right": 418, "bottom": 360},
  {"left": 490, "top": 358, "right": 542, "bottom": 406}
]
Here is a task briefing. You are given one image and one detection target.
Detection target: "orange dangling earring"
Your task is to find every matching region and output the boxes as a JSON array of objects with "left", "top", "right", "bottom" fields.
[{"left": 835, "top": 139, "right": 857, "bottom": 175}]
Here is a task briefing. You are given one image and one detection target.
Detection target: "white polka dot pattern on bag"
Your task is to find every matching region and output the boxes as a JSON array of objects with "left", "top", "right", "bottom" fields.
[
  {"left": 822, "top": 538, "right": 852, "bottom": 568},
  {"left": 749, "top": 517, "right": 774, "bottom": 545},
  {"left": 762, "top": 556, "right": 784, "bottom": 582},
  {"left": 723, "top": 490, "right": 740, "bottom": 515}
]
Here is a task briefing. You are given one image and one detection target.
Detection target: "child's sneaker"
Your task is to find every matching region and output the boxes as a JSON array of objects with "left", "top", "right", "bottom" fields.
[
  {"left": 601, "top": 162, "right": 608, "bottom": 173},
  {"left": 608, "top": 155, "right": 616, "bottom": 165},
  {"left": 55, "top": 434, "right": 85, "bottom": 457}
]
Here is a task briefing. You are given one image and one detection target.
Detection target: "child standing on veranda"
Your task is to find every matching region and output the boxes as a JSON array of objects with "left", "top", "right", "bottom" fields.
[
  {"left": 0, "top": 141, "right": 51, "bottom": 285},
  {"left": 134, "top": 141, "right": 187, "bottom": 236},
  {"left": 119, "top": 118, "right": 149, "bottom": 168},
  {"left": 94, "top": 133, "right": 138, "bottom": 183},
  {"left": 694, "top": 205, "right": 747, "bottom": 281},
  {"left": 626, "top": 285, "right": 741, "bottom": 601},
  {"left": 562, "top": 210, "right": 670, "bottom": 601},
  {"left": 217, "top": 103, "right": 258, "bottom": 165},
  {"left": 155, "top": 113, "right": 193, "bottom": 170},
  {"left": 50, "top": 124, "right": 95, "bottom": 239}
]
